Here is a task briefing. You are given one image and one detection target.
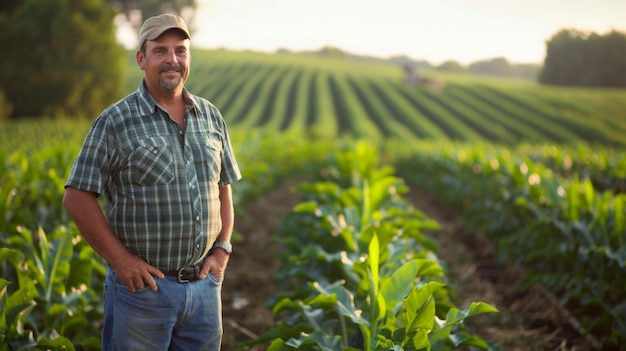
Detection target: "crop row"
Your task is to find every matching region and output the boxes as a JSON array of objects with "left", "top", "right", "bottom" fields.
[
  {"left": 2, "top": 119, "right": 625, "bottom": 348},
  {"left": 248, "top": 142, "right": 497, "bottom": 350},
  {"left": 394, "top": 141, "right": 626, "bottom": 349},
  {"left": 180, "top": 52, "right": 626, "bottom": 147}
]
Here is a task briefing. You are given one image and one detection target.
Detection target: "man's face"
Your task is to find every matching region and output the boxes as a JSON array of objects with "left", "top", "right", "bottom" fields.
[{"left": 137, "top": 30, "right": 191, "bottom": 94}]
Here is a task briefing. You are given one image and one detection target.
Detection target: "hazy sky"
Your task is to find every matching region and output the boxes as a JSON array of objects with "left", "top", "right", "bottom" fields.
[{"left": 120, "top": 0, "right": 626, "bottom": 64}]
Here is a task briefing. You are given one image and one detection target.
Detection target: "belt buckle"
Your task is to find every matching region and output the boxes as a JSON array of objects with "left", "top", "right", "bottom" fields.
[{"left": 177, "top": 267, "right": 190, "bottom": 283}]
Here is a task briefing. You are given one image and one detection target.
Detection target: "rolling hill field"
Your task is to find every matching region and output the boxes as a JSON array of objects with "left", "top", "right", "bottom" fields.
[{"left": 176, "top": 49, "right": 626, "bottom": 147}]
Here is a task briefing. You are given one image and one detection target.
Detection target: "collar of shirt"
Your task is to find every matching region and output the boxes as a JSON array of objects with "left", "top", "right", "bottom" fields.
[{"left": 135, "top": 79, "right": 201, "bottom": 118}]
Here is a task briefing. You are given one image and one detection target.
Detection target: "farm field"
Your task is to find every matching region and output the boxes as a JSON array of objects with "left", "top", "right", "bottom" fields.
[
  {"left": 2, "top": 49, "right": 626, "bottom": 350},
  {"left": 178, "top": 50, "right": 626, "bottom": 147}
]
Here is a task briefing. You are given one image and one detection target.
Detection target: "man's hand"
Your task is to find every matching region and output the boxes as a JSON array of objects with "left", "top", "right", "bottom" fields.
[
  {"left": 111, "top": 254, "right": 165, "bottom": 293},
  {"left": 199, "top": 249, "right": 229, "bottom": 280},
  {"left": 64, "top": 188, "right": 165, "bottom": 293}
]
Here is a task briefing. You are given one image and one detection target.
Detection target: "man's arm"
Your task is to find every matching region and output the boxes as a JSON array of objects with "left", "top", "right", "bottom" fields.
[
  {"left": 62, "top": 187, "right": 164, "bottom": 292},
  {"left": 200, "top": 184, "right": 234, "bottom": 280},
  {"left": 217, "top": 184, "right": 235, "bottom": 243}
]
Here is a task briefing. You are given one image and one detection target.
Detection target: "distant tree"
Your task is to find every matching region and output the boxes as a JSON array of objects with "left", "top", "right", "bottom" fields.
[
  {"left": 317, "top": 46, "right": 347, "bottom": 58},
  {"left": 468, "top": 57, "right": 515, "bottom": 76},
  {"left": 105, "top": 0, "right": 197, "bottom": 41},
  {"left": 0, "top": 0, "right": 125, "bottom": 118},
  {"left": 467, "top": 57, "right": 540, "bottom": 80},
  {"left": 539, "top": 29, "right": 626, "bottom": 87},
  {"left": 324, "top": 46, "right": 346, "bottom": 57},
  {"left": 437, "top": 60, "right": 466, "bottom": 72}
]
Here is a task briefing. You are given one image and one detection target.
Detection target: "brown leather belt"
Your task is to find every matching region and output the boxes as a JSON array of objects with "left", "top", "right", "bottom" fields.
[{"left": 163, "top": 265, "right": 201, "bottom": 283}]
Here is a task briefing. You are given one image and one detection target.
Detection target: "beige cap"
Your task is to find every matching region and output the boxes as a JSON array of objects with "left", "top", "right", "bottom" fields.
[{"left": 138, "top": 14, "right": 190, "bottom": 49}]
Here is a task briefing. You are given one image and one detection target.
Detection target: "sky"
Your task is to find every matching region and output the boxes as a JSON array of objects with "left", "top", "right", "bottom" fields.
[{"left": 118, "top": 0, "right": 626, "bottom": 65}]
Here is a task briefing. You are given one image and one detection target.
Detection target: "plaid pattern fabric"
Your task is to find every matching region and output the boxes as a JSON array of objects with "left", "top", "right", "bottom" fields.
[{"left": 65, "top": 81, "right": 241, "bottom": 271}]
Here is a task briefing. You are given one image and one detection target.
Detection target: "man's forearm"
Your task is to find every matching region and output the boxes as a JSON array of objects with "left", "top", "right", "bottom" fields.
[{"left": 217, "top": 184, "right": 235, "bottom": 242}]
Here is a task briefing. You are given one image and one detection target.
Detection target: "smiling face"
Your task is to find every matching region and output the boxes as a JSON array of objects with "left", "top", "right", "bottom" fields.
[{"left": 136, "top": 29, "right": 191, "bottom": 97}]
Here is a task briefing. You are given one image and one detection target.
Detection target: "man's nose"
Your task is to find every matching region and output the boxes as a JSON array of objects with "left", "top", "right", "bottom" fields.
[{"left": 165, "top": 50, "right": 178, "bottom": 64}]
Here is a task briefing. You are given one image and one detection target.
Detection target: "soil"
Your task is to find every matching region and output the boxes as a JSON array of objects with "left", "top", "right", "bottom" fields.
[{"left": 220, "top": 178, "right": 596, "bottom": 351}]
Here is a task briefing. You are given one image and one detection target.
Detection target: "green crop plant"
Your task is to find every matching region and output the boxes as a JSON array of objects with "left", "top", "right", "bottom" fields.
[
  {"left": 250, "top": 143, "right": 498, "bottom": 350},
  {"left": 1, "top": 225, "right": 104, "bottom": 349},
  {"left": 396, "top": 142, "right": 626, "bottom": 348}
]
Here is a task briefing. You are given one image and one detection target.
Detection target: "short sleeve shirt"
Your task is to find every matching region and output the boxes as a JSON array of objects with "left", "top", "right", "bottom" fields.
[{"left": 65, "top": 81, "right": 241, "bottom": 271}]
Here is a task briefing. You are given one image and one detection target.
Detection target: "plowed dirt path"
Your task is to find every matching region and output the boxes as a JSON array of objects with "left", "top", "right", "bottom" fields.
[{"left": 220, "top": 179, "right": 592, "bottom": 350}]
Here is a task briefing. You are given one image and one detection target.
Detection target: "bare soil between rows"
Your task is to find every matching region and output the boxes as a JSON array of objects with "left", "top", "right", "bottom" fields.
[{"left": 221, "top": 178, "right": 594, "bottom": 351}]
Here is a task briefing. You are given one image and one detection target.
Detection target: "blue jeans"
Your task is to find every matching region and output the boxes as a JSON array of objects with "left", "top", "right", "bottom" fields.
[{"left": 102, "top": 266, "right": 223, "bottom": 350}]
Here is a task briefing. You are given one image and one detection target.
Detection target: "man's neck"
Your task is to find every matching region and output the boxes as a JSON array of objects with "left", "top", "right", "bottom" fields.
[{"left": 144, "top": 80, "right": 184, "bottom": 105}]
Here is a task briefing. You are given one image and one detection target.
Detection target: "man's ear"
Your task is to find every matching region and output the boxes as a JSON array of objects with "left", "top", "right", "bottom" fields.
[{"left": 136, "top": 50, "right": 146, "bottom": 70}]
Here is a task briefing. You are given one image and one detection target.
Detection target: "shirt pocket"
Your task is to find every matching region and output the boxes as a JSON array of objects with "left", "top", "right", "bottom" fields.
[
  {"left": 197, "top": 137, "right": 222, "bottom": 182},
  {"left": 129, "top": 137, "right": 174, "bottom": 185}
]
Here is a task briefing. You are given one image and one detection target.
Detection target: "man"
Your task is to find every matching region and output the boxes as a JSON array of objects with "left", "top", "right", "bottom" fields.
[{"left": 63, "top": 14, "right": 241, "bottom": 350}]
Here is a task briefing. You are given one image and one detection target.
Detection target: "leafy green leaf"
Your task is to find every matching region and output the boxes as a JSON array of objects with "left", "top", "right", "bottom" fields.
[
  {"left": 310, "top": 282, "right": 369, "bottom": 327},
  {"left": 443, "top": 302, "right": 499, "bottom": 327},
  {"left": 450, "top": 331, "right": 489, "bottom": 349}
]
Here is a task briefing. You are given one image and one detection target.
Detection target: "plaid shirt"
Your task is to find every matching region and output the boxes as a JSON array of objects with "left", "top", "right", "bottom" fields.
[{"left": 65, "top": 81, "right": 241, "bottom": 271}]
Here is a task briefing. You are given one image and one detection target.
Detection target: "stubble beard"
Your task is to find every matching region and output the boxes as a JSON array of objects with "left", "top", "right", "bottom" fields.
[
  {"left": 159, "top": 64, "right": 185, "bottom": 92},
  {"left": 159, "top": 76, "right": 183, "bottom": 91}
]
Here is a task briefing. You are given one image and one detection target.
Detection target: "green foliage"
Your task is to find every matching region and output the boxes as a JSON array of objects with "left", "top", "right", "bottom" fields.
[
  {"left": 0, "top": 274, "right": 40, "bottom": 350},
  {"left": 0, "top": 145, "right": 75, "bottom": 234},
  {"left": 436, "top": 60, "right": 465, "bottom": 72},
  {"left": 469, "top": 58, "right": 516, "bottom": 77},
  {"left": 0, "top": 0, "right": 125, "bottom": 118},
  {"left": 0, "top": 136, "right": 87, "bottom": 348},
  {"left": 1, "top": 225, "right": 104, "bottom": 350},
  {"left": 250, "top": 143, "right": 498, "bottom": 350},
  {"left": 540, "top": 29, "right": 626, "bottom": 87},
  {"left": 396, "top": 142, "right": 626, "bottom": 349}
]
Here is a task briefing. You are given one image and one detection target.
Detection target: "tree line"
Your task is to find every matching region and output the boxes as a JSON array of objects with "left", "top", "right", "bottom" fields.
[
  {"left": 386, "top": 29, "right": 626, "bottom": 85},
  {"left": 0, "top": 0, "right": 122, "bottom": 120},
  {"left": 438, "top": 58, "right": 540, "bottom": 80},
  {"left": 539, "top": 29, "right": 626, "bottom": 87},
  {"left": 345, "top": 30, "right": 626, "bottom": 86},
  {"left": 0, "top": 0, "right": 197, "bottom": 120}
]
